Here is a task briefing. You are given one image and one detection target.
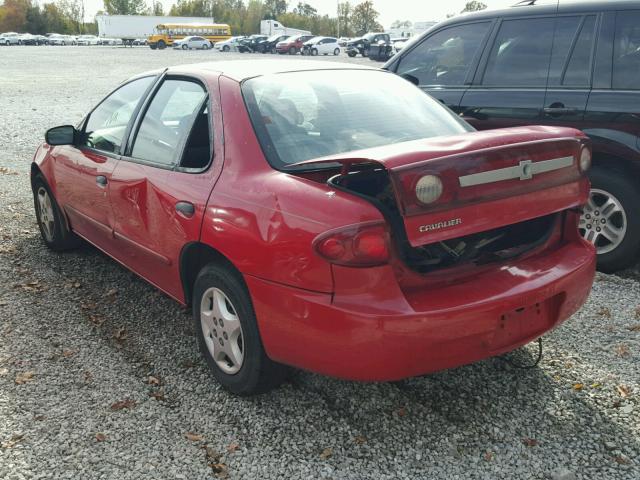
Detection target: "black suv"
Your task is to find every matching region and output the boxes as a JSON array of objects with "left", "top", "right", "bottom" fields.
[
  {"left": 346, "top": 33, "right": 391, "bottom": 59},
  {"left": 237, "top": 35, "right": 268, "bottom": 53},
  {"left": 256, "top": 34, "right": 290, "bottom": 54},
  {"left": 385, "top": 0, "right": 640, "bottom": 272}
]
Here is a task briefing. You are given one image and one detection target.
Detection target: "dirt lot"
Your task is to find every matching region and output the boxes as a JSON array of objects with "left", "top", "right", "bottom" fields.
[{"left": 0, "top": 46, "right": 639, "bottom": 480}]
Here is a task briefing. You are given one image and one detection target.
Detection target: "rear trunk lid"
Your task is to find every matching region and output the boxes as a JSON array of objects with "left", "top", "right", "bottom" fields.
[{"left": 291, "top": 126, "right": 590, "bottom": 247}]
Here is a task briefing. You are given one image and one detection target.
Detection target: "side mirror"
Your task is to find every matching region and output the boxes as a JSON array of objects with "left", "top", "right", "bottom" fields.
[
  {"left": 400, "top": 73, "right": 420, "bottom": 86},
  {"left": 45, "top": 125, "right": 77, "bottom": 146}
]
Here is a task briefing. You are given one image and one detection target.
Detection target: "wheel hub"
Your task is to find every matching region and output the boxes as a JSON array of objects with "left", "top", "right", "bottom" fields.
[
  {"left": 579, "top": 188, "right": 627, "bottom": 254},
  {"left": 37, "top": 187, "right": 55, "bottom": 242},
  {"left": 200, "top": 287, "right": 244, "bottom": 374}
]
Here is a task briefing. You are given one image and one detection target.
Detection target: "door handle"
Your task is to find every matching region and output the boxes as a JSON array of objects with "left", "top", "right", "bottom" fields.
[
  {"left": 543, "top": 103, "right": 577, "bottom": 115},
  {"left": 175, "top": 201, "right": 195, "bottom": 218},
  {"left": 96, "top": 175, "right": 108, "bottom": 187}
]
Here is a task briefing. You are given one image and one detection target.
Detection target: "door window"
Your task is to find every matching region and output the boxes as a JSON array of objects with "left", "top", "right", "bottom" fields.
[
  {"left": 563, "top": 16, "right": 596, "bottom": 86},
  {"left": 548, "top": 16, "right": 596, "bottom": 86},
  {"left": 396, "top": 22, "right": 491, "bottom": 86},
  {"left": 83, "top": 76, "right": 154, "bottom": 154},
  {"left": 612, "top": 11, "right": 640, "bottom": 89},
  {"left": 130, "top": 79, "right": 208, "bottom": 167},
  {"left": 482, "top": 17, "right": 555, "bottom": 86}
]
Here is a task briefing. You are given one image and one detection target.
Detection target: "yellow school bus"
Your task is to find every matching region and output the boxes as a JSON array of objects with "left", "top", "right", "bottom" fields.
[{"left": 148, "top": 23, "right": 231, "bottom": 50}]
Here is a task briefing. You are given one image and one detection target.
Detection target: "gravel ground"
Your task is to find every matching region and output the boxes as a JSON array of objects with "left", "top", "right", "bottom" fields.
[{"left": 1, "top": 46, "right": 639, "bottom": 480}]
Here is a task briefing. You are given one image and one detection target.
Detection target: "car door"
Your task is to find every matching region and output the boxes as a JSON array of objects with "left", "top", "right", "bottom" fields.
[
  {"left": 390, "top": 21, "right": 493, "bottom": 112},
  {"left": 108, "top": 76, "right": 219, "bottom": 301},
  {"left": 460, "top": 15, "right": 556, "bottom": 130},
  {"left": 52, "top": 76, "right": 156, "bottom": 251},
  {"left": 542, "top": 14, "right": 598, "bottom": 129}
]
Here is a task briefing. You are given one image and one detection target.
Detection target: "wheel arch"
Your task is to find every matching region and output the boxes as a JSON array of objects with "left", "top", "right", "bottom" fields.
[
  {"left": 591, "top": 149, "right": 640, "bottom": 178},
  {"left": 180, "top": 241, "right": 244, "bottom": 307}
]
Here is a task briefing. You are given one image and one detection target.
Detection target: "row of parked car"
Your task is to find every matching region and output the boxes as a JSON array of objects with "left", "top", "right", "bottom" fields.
[
  {"left": 0, "top": 32, "right": 146, "bottom": 46},
  {"left": 212, "top": 32, "right": 409, "bottom": 61}
]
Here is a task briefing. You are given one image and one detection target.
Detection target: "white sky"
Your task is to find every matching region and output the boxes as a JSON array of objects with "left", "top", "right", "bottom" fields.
[{"left": 81, "top": 0, "right": 518, "bottom": 29}]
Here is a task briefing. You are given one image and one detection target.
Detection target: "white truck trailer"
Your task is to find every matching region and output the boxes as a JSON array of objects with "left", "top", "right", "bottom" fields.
[
  {"left": 260, "top": 20, "right": 310, "bottom": 37},
  {"left": 96, "top": 15, "right": 215, "bottom": 45}
]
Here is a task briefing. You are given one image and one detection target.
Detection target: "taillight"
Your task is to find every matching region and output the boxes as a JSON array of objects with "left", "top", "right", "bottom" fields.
[{"left": 314, "top": 222, "right": 389, "bottom": 267}]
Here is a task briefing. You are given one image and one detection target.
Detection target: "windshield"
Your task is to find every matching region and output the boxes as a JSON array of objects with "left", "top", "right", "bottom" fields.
[{"left": 242, "top": 70, "right": 471, "bottom": 169}]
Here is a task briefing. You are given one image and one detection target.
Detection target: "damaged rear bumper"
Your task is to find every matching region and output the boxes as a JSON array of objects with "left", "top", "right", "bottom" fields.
[{"left": 245, "top": 239, "right": 596, "bottom": 381}]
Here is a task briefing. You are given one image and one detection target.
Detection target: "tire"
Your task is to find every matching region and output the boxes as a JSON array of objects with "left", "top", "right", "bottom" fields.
[
  {"left": 289, "top": 46, "right": 296, "bottom": 55},
  {"left": 193, "top": 263, "right": 289, "bottom": 395},
  {"left": 580, "top": 166, "right": 640, "bottom": 273},
  {"left": 150, "top": 44, "right": 157, "bottom": 50},
  {"left": 270, "top": 46, "right": 276, "bottom": 54},
  {"left": 158, "top": 40, "right": 166, "bottom": 50},
  {"left": 347, "top": 50, "right": 356, "bottom": 58},
  {"left": 61, "top": 41, "right": 66, "bottom": 46},
  {"left": 182, "top": 44, "right": 188, "bottom": 50},
  {"left": 32, "top": 174, "right": 80, "bottom": 251},
  {"left": 202, "top": 43, "right": 209, "bottom": 50},
  {"left": 223, "top": 45, "right": 230, "bottom": 52},
  {"left": 333, "top": 48, "right": 340, "bottom": 56},
  {"left": 311, "top": 48, "right": 318, "bottom": 56}
]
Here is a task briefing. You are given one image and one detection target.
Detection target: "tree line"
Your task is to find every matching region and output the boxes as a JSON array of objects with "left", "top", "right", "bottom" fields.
[{"left": 0, "top": 0, "right": 385, "bottom": 37}]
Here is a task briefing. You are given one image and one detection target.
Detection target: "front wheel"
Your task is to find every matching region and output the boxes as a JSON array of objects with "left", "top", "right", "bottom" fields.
[
  {"left": 182, "top": 44, "right": 188, "bottom": 50},
  {"left": 157, "top": 40, "right": 166, "bottom": 50},
  {"left": 193, "top": 264, "right": 289, "bottom": 395},
  {"left": 333, "top": 48, "right": 340, "bottom": 56},
  {"left": 32, "top": 174, "right": 80, "bottom": 251},
  {"left": 202, "top": 43, "right": 209, "bottom": 50},
  {"left": 289, "top": 46, "right": 296, "bottom": 55},
  {"left": 311, "top": 48, "right": 318, "bottom": 56},
  {"left": 580, "top": 166, "right": 640, "bottom": 272},
  {"left": 347, "top": 50, "right": 356, "bottom": 58},
  {"left": 223, "top": 45, "right": 230, "bottom": 52}
]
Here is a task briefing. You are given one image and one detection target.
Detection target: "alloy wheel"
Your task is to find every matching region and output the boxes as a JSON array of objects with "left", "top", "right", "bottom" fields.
[
  {"left": 37, "top": 187, "right": 55, "bottom": 242},
  {"left": 579, "top": 188, "right": 627, "bottom": 254},
  {"left": 200, "top": 287, "right": 245, "bottom": 374}
]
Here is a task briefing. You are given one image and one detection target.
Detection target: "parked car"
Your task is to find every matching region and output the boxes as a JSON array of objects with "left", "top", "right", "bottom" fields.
[
  {"left": 32, "top": 60, "right": 595, "bottom": 395},
  {"left": 77, "top": 35, "right": 100, "bottom": 46},
  {"left": 346, "top": 32, "right": 391, "bottom": 57},
  {"left": 256, "top": 34, "right": 290, "bottom": 54},
  {"left": 392, "top": 38, "right": 408, "bottom": 53},
  {"left": 237, "top": 34, "right": 268, "bottom": 53},
  {"left": 385, "top": 0, "right": 640, "bottom": 272},
  {"left": 275, "top": 34, "right": 314, "bottom": 54},
  {"left": 302, "top": 36, "right": 340, "bottom": 56},
  {"left": 215, "top": 36, "right": 246, "bottom": 52},
  {"left": 133, "top": 38, "right": 148, "bottom": 46},
  {"left": 47, "top": 34, "right": 69, "bottom": 46},
  {"left": 173, "top": 36, "right": 212, "bottom": 50},
  {"left": 1, "top": 32, "right": 21, "bottom": 45},
  {"left": 17, "top": 33, "right": 42, "bottom": 45}
]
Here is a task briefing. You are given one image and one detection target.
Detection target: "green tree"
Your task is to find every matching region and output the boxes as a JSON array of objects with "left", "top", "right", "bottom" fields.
[
  {"left": 151, "top": 1, "right": 164, "bottom": 15},
  {"left": 169, "top": 0, "right": 210, "bottom": 16},
  {"left": 0, "top": 0, "right": 29, "bottom": 31},
  {"left": 391, "top": 19, "right": 411, "bottom": 29},
  {"left": 293, "top": 2, "right": 316, "bottom": 17},
  {"left": 461, "top": 1, "right": 487, "bottom": 13},
  {"left": 263, "top": 0, "right": 286, "bottom": 19},
  {"left": 41, "top": 2, "right": 67, "bottom": 32},
  {"left": 351, "top": 0, "right": 382, "bottom": 36},
  {"left": 58, "top": 0, "right": 84, "bottom": 33},
  {"left": 103, "top": 0, "right": 149, "bottom": 15},
  {"left": 337, "top": 1, "right": 352, "bottom": 37}
]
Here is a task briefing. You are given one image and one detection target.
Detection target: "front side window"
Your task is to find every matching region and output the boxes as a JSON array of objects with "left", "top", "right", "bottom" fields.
[
  {"left": 613, "top": 11, "right": 640, "bottom": 89},
  {"left": 396, "top": 22, "right": 491, "bottom": 86},
  {"left": 482, "top": 17, "right": 555, "bottom": 86},
  {"left": 83, "top": 76, "right": 154, "bottom": 153},
  {"left": 131, "top": 79, "right": 207, "bottom": 166},
  {"left": 243, "top": 70, "right": 472, "bottom": 169}
]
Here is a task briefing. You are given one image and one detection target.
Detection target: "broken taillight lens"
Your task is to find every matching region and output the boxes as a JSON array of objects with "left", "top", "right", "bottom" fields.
[{"left": 314, "top": 222, "right": 389, "bottom": 267}]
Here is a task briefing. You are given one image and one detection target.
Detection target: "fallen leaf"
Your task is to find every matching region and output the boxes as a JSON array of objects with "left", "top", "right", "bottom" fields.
[
  {"left": 105, "top": 288, "right": 118, "bottom": 299},
  {"left": 627, "top": 324, "right": 640, "bottom": 332},
  {"left": 89, "top": 314, "right": 106, "bottom": 326},
  {"left": 522, "top": 437, "right": 538, "bottom": 447},
  {"left": 573, "top": 383, "right": 583, "bottom": 391},
  {"left": 83, "top": 370, "right": 93, "bottom": 383},
  {"left": 110, "top": 399, "right": 136, "bottom": 411},
  {"left": 227, "top": 441, "right": 240, "bottom": 453},
  {"left": 1, "top": 434, "right": 24, "bottom": 449},
  {"left": 205, "top": 446, "right": 221, "bottom": 461},
  {"left": 149, "top": 390, "right": 165, "bottom": 401},
  {"left": 396, "top": 406, "right": 407, "bottom": 417},
  {"left": 354, "top": 435, "right": 367, "bottom": 445},
  {"left": 185, "top": 432, "right": 205, "bottom": 442},
  {"left": 617, "top": 385, "right": 632, "bottom": 398},
  {"left": 614, "top": 455, "right": 631, "bottom": 465},
  {"left": 209, "top": 462, "right": 228, "bottom": 476},
  {"left": 15, "top": 371, "right": 35, "bottom": 385},
  {"left": 95, "top": 433, "right": 106, "bottom": 442},
  {"left": 615, "top": 344, "right": 631, "bottom": 358},
  {"left": 73, "top": 282, "right": 81, "bottom": 288},
  {"left": 590, "top": 382, "right": 601, "bottom": 388},
  {"left": 635, "top": 306, "right": 640, "bottom": 320},
  {"left": 113, "top": 327, "right": 127, "bottom": 342},
  {"left": 320, "top": 447, "right": 333, "bottom": 459},
  {"left": 484, "top": 450, "right": 494, "bottom": 461},
  {"left": 34, "top": 415, "right": 46, "bottom": 421},
  {"left": 80, "top": 301, "right": 97, "bottom": 311},
  {"left": 147, "top": 375, "right": 161, "bottom": 385},
  {"left": 0, "top": 368, "right": 8, "bottom": 376},
  {"left": 597, "top": 306, "right": 611, "bottom": 318},
  {"left": 62, "top": 349, "right": 76, "bottom": 358}
]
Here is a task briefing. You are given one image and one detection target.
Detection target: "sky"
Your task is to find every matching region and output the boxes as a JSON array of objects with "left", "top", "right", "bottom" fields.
[{"left": 82, "top": 0, "right": 518, "bottom": 29}]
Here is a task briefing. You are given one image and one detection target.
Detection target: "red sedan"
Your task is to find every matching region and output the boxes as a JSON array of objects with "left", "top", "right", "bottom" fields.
[{"left": 31, "top": 61, "right": 596, "bottom": 395}]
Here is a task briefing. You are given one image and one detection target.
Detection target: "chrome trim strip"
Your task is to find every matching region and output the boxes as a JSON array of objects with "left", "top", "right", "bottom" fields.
[{"left": 459, "top": 156, "right": 574, "bottom": 187}]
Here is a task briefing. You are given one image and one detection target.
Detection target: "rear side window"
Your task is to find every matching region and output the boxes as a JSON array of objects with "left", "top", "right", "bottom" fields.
[
  {"left": 396, "top": 22, "right": 491, "bottom": 86},
  {"left": 612, "top": 11, "right": 640, "bottom": 89},
  {"left": 131, "top": 79, "right": 207, "bottom": 167},
  {"left": 482, "top": 17, "right": 555, "bottom": 86},
  {"left": 548, "top": 15, "right": 596, "bottom": 86}
]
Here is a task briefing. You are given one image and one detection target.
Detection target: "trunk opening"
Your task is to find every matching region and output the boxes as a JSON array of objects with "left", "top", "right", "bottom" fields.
[{"left": 328, "top": 168, "right": 560, "bottom": 274}]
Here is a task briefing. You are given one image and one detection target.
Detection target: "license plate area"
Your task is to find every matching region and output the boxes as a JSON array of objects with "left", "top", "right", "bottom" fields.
[{"left": 490, "top": 297, "right": 559, "bottom": 351}]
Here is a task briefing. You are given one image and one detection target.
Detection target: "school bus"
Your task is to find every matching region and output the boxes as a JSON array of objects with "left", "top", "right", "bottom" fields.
[{"left": 148, "top": 23, "right": 231, "bottom": 50}]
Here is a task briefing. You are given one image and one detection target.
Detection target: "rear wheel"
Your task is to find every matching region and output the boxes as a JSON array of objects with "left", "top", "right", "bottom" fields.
[
  {"left": 182, "top": 44, "right": 188, "bottom": 50},
  {"left": 150, "top": 44, "right": 157, "bottom": 50},
  {"left": 223, "top": 45, "right": 230, "bottom": 52},
  {"left": 32, "top": 174, "right": 80, "bottom": 251},
  {"left": 311, "top": 48, "right": 318, "bottom": 56},
  {"left": 289, "top": 46, "right": 296, "bottom": 55},
  {"left": 580, "top": 166, "right": 640, "bottom": 272},
  {"left": 333, "top": 48, "right": 340, "bottom": 55},
  {"left": 202, "top": 43, "right": 209, "bottom": 50},
  {"left": 193, "top": 264, "right": 289, "bottom": 395},
  {"left": 347, "top": 50, "right": 356, "bottom": 57}
]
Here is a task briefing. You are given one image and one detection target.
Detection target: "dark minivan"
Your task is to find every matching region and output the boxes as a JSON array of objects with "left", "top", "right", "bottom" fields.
[{"left": 385, "top": 0, "right": 640, "bottom": 272}]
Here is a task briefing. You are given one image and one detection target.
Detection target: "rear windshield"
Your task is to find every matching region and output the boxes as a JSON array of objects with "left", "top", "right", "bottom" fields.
[{"left": 242, "top": 69, "right": 471, "bottom": 169}]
